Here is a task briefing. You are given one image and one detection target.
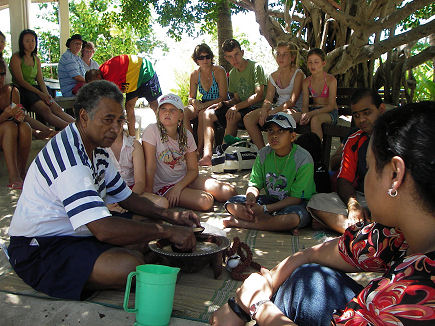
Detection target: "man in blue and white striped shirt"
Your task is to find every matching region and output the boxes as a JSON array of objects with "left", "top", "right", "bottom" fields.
[{"left": 8, "top": 80, "right": 198, "bottom": 300}]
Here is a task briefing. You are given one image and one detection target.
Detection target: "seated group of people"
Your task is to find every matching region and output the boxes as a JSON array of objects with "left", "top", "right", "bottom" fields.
[
  {"left": 3, "top": 31, "right": 434, "bottom": 325},
  {"left": 184, "top": 39, "right": 337, "bottom": 167}
]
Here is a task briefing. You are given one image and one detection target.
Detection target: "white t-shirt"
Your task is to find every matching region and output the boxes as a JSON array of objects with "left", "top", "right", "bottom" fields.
[
  {"left": 142, "top": 123, "right": 197, "bottom": 193},
  {"left": 9, "top": 123, "right": 132, "bottom": 237}
]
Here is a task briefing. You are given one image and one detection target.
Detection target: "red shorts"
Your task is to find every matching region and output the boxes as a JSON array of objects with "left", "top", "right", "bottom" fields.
[{"left": 156, "top": 184, "right": 175, "bottom": 196}]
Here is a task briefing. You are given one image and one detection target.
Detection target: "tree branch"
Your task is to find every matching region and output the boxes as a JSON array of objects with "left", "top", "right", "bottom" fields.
[
  {"left": 366, "top": 0, "right": 434, "bottom": 34},
  {"left": 358, "top": 19, "right": 435, "bottom": 62},
  {"left": 307, "top": 0, "right": 361, "bottom": 29},
  {"left": 231, "top": 0, "right": 254, "bottom": 11},
  {"left": 268, "top": 9, "right": 304, "bottom": 24},
  {"left": 404, "top": 46, "right": 435, "bottom": 70},
  {"left": 252, "top": 0, "right": 284, "bottom": 47}
]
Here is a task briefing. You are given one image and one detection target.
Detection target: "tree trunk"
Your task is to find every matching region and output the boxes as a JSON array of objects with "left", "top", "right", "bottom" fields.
[{"left": 217, "top": 0, "right": 233, "bottom": 74}]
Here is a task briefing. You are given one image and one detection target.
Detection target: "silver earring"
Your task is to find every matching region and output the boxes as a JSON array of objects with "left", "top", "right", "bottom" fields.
[{"left": 387, "top": 188, "right": 398, "bottom": 197}]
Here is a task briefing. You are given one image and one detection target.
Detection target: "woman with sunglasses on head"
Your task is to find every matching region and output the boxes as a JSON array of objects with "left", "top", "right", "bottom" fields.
[
  {"left": 184, "top": 43, "right": 228, "bottom": 165},
  {"left": 9, "top": 29, "right": 75, "bottom": 130},
  {"left": 211, "top": 101, "right": 435, "bottom": 326}
]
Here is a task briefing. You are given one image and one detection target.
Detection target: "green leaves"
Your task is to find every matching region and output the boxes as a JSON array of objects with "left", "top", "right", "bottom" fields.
[
  {"left": 400, "top": 3, "right": 435, "bottom": 30},
  {"left": 37, "top": 0, "right": 160, "bottom": 78}
]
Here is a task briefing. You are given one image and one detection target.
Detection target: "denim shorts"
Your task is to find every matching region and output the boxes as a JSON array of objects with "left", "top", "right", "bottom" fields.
[
  {"left": 224, "top": 195, "right": 311, "bottom": 228},
  {"left": 309, "top": 107, "right": 338, "bottom": 124}
]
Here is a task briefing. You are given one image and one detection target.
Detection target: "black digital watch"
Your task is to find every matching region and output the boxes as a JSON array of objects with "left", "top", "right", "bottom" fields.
[{"left": 227, "top": 297, "right": 252, "bottom": 322}]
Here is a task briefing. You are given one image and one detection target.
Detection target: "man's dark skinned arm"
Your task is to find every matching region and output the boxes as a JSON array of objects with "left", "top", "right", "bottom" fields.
[
  {"left": 87, "top": 217, "right": 196, "bottom": 251},
  {"left": 118, "top": 192, "right": 200, "bottom": 226},
  {"left": 337, "top": 178, "right": 367, "bottom": 221},
  {"left": 337, "top": 177, "right": 357, "bottom": 206}
]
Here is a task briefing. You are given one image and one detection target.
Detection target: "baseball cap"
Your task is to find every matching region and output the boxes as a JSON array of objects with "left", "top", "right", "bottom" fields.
[
  {"left": 263, "top": 112, "right": 296, "bottom": 130},
  {"left": 158, "top": 93, "right": 184, "bottom": 111}
]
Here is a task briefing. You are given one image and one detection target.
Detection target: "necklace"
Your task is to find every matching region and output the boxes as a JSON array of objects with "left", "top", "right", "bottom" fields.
[{"left": 274, "top": 151, "right": 292, "bottom": 176}]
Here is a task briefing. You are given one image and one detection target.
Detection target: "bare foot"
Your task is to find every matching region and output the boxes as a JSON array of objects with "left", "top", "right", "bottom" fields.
[
  {"left": 222, "top": 215, "right": 241, "bottom": 228},
  {"left": 198, "top": 156, "right": 212, "bottom": 166},
  {"left": 222, "top": 216, "right": 254, "bottom": 229}
]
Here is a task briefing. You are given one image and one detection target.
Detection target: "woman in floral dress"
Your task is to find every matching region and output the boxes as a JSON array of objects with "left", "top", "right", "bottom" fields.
[{"left": 211, "top": 101, "right": 435, "bottom": 326}]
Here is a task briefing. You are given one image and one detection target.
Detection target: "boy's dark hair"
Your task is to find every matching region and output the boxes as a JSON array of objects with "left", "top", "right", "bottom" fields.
[
  {"left": 19, "top": 29, "right": 38, "bottom": 57},
  {"left": 222, "top": 39, "right": 241, "bottom": 53},
  {"left": 307, "top": 48, "right": 326, "bottom": 61},
  {"left": 351, "top": 88, "right": 383, "bottom": 108},
  {"left": 85, "top": 69, "right": 102, "bottom": 83}
]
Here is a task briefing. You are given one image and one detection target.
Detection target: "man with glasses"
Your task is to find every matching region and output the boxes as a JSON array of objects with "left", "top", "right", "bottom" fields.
[
  {"left": 307, "top": 89, "right": 385, "bottom": 233},
  {"left": 222, "top": 112, "right": 316, "bottom": 233},
  {"left": 8, "top": 81, "right": 198, "bottom": 301}
]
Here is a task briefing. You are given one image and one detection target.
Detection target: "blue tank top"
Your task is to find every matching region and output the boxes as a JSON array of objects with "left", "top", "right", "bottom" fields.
[{"left": 198, "top": 70, "right": 220, "bottom": 102}]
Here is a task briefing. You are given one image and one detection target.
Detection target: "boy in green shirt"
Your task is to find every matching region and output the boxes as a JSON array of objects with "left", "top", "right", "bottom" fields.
[{"left": 223, "top": 113, "right": 316, "bottom": 232}]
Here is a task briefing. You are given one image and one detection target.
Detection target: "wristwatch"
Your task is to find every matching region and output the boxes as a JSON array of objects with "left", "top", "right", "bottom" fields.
[
  {"left": 227, "top": 297, "right": 251, "bottom": 322},
  {"left": 249, "top": 299, "right": 271, "bottom": 320}
]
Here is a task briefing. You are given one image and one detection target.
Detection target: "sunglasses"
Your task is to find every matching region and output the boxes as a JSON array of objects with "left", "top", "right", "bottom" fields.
[{"left": 197, "top": 54, "right": 211, "bottom": 60}]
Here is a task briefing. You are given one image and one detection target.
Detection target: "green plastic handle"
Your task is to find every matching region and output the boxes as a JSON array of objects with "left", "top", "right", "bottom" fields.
[{"left": 123, "top": 271, "right": 138, "bottom": 313}]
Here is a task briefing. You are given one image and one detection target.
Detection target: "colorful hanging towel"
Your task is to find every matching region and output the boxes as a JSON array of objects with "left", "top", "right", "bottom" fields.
[{"left": 99, "top": 54, "right": 155, "bottom": 93}]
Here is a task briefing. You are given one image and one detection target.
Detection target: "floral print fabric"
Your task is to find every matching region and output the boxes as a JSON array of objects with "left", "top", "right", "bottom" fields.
[{"left": 333, "top": 223, "right": 435, "bottom": 325}]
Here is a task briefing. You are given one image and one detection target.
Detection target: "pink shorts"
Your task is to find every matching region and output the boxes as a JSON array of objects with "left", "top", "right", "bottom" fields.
[{"left": 156, "top": 184, "right": 175, "bottom": 196}]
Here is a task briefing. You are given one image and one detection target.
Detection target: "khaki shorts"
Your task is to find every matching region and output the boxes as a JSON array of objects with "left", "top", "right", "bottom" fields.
[{"left": 306, "top": 192, "right": 367, "bottom": 216}]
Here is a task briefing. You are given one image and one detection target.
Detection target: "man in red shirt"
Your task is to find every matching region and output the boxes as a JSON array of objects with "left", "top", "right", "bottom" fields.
[{"left": 307, "top": 89, "right": 385, "bottom": 233}]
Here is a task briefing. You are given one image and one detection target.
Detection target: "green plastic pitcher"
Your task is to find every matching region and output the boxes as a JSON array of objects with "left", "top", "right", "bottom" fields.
[{"left": 123, "top": 264, "right": 180, "bottom": 326}]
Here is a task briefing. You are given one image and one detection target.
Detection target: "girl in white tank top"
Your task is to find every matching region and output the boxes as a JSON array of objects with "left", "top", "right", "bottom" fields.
[{"left": 243, "top": 41, "right": 305, "bottom": 149}]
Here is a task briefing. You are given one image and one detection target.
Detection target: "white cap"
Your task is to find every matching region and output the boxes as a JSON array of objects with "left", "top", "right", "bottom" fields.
[
  {"left": 264, "top": 112, "right": 296, "bottom": 130},
  {"left": 158, "top": 93, "right": 184, "bottom": 111}
]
